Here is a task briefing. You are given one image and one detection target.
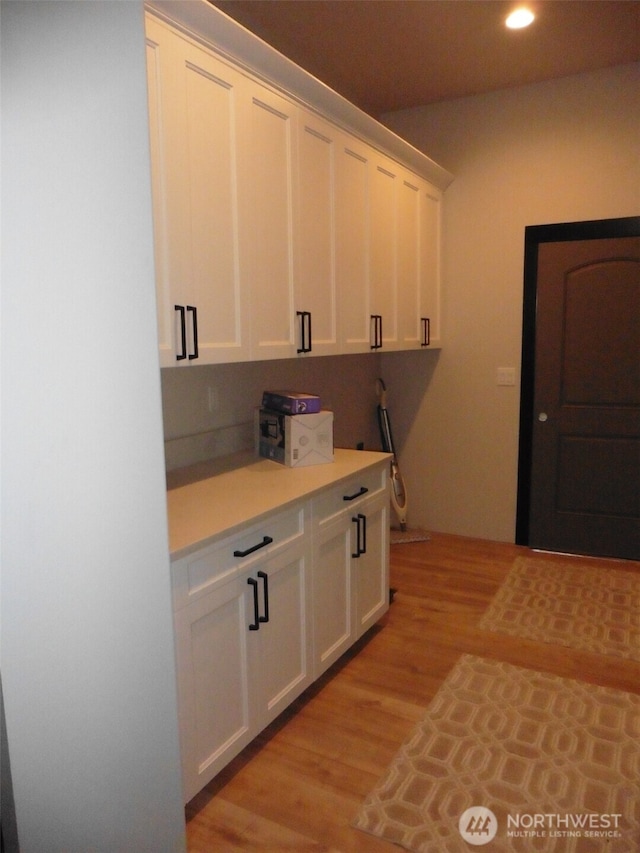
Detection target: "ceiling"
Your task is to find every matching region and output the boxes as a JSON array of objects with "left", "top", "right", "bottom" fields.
[{"left": 211, "top": 1, "right": 640, "bottom": 118}]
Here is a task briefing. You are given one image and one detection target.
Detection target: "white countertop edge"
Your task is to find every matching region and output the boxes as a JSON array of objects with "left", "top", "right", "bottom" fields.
[{"left": 166, "top": 449, "right": 391, "bottom": 560}]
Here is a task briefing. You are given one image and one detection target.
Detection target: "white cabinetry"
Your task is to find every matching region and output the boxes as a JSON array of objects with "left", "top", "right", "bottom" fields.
[
  {"left": 335, "top": 135, "right": 372, "bottom": 354},
  {"left": 295, "top": 110, "right": 340, "bottom": 357},
  {"left": 167, "top": 450, "right": 389, "bottom": 802},
  {"left": 145, "top": 9, "right": 450, "bottom": 365},
  {"left": 312, "top": 465, "right": 389, "bottom": 674},
  {"left": 370, "top": 155, "right": 400, "bottom": 350},
  {"left": 397, "top": 172, "right": 443, "bottom": 349},
  {"left": 145, "top": 17, "right": 249, "bottom": 366},
  {"left": 173, "top": 574, "right": 252, "bottom": 800},
  {"left": 239, "top": 83, "right": 299, "bottom": 361},
  {"left": 172, "top": 505, "right": 312, "bottom": 802},
  {"left": 335, "top": 145, "right": 443, "bottom": 353}
]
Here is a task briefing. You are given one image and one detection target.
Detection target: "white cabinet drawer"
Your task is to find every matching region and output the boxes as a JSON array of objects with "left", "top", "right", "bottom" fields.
[
  {"left": 312, "top": 464, "right": 388, "bottom": 526},
  {"left": 172, "top": 505, "right": 306, "bottom": 610}
]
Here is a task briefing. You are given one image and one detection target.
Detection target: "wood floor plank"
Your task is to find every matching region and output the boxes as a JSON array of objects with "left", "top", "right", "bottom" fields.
[{"left": 185, "top": 533, "right": 640, "bottom": 851}]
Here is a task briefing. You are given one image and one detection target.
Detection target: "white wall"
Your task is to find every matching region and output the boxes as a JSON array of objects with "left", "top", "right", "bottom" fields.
[
  {"left": 380, "top": 63, "right": 640, "bottom": 541},
  {"left": 1, "top": 3, "right": 185, "bottom": 849}
]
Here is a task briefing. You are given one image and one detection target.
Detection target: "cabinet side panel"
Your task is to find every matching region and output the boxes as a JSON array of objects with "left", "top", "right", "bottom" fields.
[{"left": 145, "top": 27, "right": 177, "bottom": 366}]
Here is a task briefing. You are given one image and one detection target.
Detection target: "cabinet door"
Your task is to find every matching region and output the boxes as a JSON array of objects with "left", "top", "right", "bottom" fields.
[
  {"left": 249, "top": 541, "right": 313, "bottom": 727},
  {"left": 174, "top": 576, "right": 253, "bottom": 803},
  {"left": 335, "top": 137, "right": 371, "bottom": 354},
  {"left": 419, "top": 183, "right": 443, "bottom": 348},
  {"left": 397, "top": 173, "right": 443, "bottom": 350},
  {"left": 352, "top": 490, "right": 390, "bottom": 638},
  {"left": 239, "top": 84, "right": 298, "bottom": 361},
  {"left": 296, "top": 111, "right": 339, "bottom": 357},
  {"left": 312, "top": 511, "right": 354, "bottom": 675},
  {"left": 370, "top": 155, "right": 399, "bottom": 350},
  {"left": 396, "top": 173, "right": 422, "bottom": 350},
  {"left": 145, "top": 18, "right": 249, "bottom": 366}
]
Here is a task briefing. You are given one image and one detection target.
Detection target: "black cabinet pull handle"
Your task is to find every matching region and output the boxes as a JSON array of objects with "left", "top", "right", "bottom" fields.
[
  {"left": 234, "top": 535, "right": 273, "bottom": 558},
  {"left": 351, "top": 516, "right": 360, "bottom": 558},
  {"left": 343, "top": 486, "right": 368, "bottom": 501},
  {"left": 175, "top": 305, "right": 187, "bottom": 360},
  {"left": 370, "top": 314, "right": 382, "bottom": 349},
  {"left": 247, "top": 577, "right": 260, "bottom": 630},
  {"left": 351, "top": 513, "right": 368, "bottom": 558},
  {"left": 257, "top": 570, "right": 269, "bottom": 623},
  {"left": 421, "top": 317, "right": 430, "bottom": 347},
  {"left": 297, "top": 310, "right": 312, "bottom": 353},
  {"left": 187, "top": 305, "right": 198, "bottom": 359}
]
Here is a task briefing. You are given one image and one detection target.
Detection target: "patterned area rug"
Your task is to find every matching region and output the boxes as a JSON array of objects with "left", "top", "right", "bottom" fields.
[
  {"left": 478, "top": 556, "right": 640, "bottom": 661},
  {"left": 353, "top": 655, "right": 640, "bottom": 852}
]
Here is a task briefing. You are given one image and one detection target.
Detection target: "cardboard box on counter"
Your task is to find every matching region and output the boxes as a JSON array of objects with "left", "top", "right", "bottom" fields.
[
  {"left": 256, "top": 408, "right": 334, "bottom": 467},
  {"left": 261, "top": 390, "right": 321, "bottom": 414}
]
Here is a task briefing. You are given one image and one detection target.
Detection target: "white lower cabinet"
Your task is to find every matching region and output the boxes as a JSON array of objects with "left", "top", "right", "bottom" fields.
[
  {"left": 312, "top": 466, "right": 389, "bottom": 675},
  {"left": 353, "top": 491, "right": 389, "bottom": 636},
  {"left": 170, "top": 455, "right": 389, "bottom": 802},
  {"left": 174, "top": 527, "right": 312, "bottom": 803},
  {"left": 174, "top": 575, "right": 252, "bottom": 802}
]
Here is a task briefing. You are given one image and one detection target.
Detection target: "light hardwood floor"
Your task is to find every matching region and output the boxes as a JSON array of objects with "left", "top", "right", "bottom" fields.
[{"left": 185, "top": 533, "right": 640, "bottom": 852}]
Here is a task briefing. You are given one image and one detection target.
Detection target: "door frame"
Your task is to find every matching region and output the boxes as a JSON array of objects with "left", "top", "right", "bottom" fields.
[{"left": 515, "top": 215, "right": 640, "bottom": 546}]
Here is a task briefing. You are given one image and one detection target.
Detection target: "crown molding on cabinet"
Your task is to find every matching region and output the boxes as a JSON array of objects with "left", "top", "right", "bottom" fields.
[{"left": 144, "top": 0, "right": 453, "bottom": 190}]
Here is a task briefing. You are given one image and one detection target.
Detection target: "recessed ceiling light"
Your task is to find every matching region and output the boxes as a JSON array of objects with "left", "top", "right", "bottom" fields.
[{"left": 506, "top": 7, "right": 535, "bottom": 29}]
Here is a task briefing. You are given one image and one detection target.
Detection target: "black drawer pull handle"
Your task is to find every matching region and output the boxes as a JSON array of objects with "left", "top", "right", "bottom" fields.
[
  {"left": 257, "top": 570, "right": 269, "bottom": 623},
  {"left": 247, "top": 577, "right": 260, "bottom": 630},
  {"left": 187, "top": 305, "right": 198, "bottom": 359},
  {"left": 343, "top": 486, "right": 368, "bottom": 502},
  {"left": 175, "top": 305, "right": 187, "bottom": 361},
  {"left": 234, "top": 536, "right": 273, "bottom": 558}
]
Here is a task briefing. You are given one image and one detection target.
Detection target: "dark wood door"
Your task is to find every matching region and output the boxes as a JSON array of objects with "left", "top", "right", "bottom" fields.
[{"left": 518, "top": 219, "right": 640, "bottom": 560}]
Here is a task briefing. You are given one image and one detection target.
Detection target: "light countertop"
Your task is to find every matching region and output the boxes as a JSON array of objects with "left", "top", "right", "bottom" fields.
[{"left": 166, "top": 449, "right": 390, "bottom": 559}]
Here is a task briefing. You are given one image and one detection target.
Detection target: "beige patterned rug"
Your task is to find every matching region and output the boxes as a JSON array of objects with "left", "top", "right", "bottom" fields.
[
  {"left": 353, "top": 655, "right": 640, "bottom": 852},
  {"left": 478, "top": 556, "right": 640, "bottom": 661}
]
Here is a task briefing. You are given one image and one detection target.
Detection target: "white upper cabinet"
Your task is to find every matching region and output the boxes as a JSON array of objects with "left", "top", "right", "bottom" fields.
[
  {"left": 418, "top": 182, "right": 443, "bottom": 348},
  {"left": 370, "top": 155, "right": 400, "bottom": 350},
  {"left": 397, "top": 172, "right": 443, "bottom": 349},
  {"left": 295, "top": 110, "right": 340, "bottom": 357},
  {"left": 335, "top": 135, "right": 372, "bottom": 354},
  {"left": 238, "top": 83, "right": 298, "bottom": 361},
  {"left": 145, "top": 6, "right": 451, "bottom": 365},
  {"left": 146, "top": 17, "right": 249, "bottom": 366}
]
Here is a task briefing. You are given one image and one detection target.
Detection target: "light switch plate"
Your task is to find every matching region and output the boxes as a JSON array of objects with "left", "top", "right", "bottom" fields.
[{"left": 496, "top": 367, "right": 516, "bottom": 386}]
